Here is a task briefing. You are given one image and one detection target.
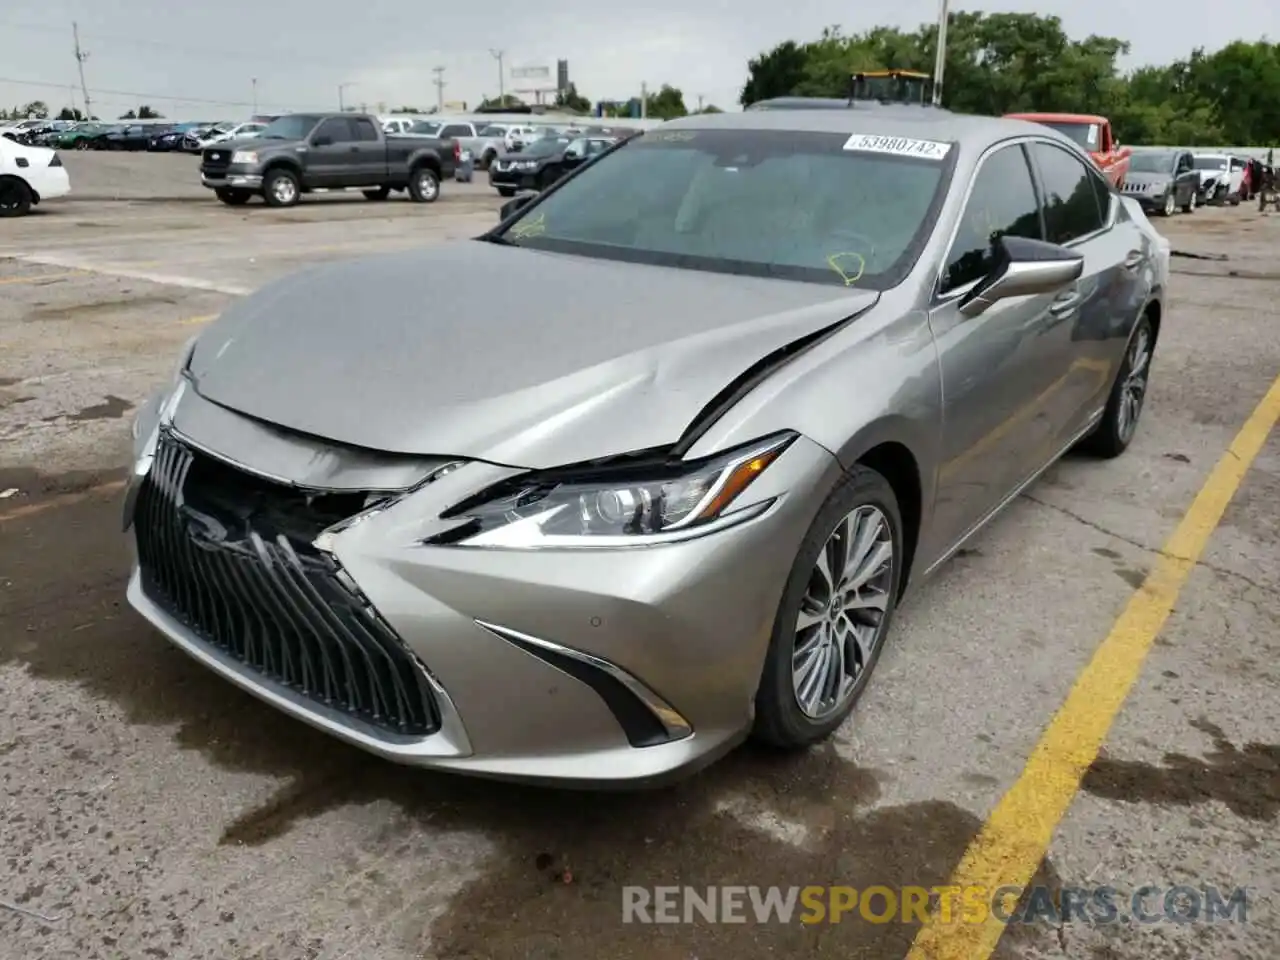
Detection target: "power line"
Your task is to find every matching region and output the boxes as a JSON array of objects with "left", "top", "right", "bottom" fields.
[
  {"left": 0, "top": 75, "right": 317, "bottom": 113},
  {"left": 490, "top": 49, "right": 505, "bottom": 102},
  {"left": 72, "top": 22, "right": 92, "bottom": 120}
]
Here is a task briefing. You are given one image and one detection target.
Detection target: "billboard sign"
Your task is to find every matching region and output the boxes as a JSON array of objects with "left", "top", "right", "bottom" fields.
[{"left": 509, "top": 60, "right": 559, "bottom": 93}]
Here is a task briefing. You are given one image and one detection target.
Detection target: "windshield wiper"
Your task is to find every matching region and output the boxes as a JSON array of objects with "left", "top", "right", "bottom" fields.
[{"left": 479, "top": 234, "right": 520, "bottom": 246}]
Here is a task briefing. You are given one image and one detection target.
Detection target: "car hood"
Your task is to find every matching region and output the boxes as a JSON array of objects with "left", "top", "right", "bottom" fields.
[
  {"left": 1124, "top": 171, "right": 1170, "bottom": 185},
  {"left": 1197, "top": 168, "right": 1227, "bottom": 183},
  {"left": 188, "top": 242, "right": 879, "bottom": 469}
]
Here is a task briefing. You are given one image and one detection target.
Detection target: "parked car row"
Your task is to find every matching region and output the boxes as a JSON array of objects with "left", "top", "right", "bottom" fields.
[
  {"left": 1118, "top": 147, "right": 1271, "bottom": 215},
  {"left": 0, "top": 117, "right": 279, "bottom": 153}
]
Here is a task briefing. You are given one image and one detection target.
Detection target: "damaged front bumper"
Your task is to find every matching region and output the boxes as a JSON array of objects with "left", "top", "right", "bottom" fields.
[{"left": 122, "top": 380, "right": 842, "bottom": 786}]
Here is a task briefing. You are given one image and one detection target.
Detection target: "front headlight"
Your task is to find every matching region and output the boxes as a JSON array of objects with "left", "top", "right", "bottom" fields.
[
  {"left": 231, "top": 150, "right": 257, "bottom": 164},
  {"left": 433, "top": 432, "right": 796, "bottom": 549}
]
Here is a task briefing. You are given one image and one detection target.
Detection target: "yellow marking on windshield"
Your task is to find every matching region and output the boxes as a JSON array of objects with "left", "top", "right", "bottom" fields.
[
  {"left": 646, "top": 131, "right": 697, "bottom": 142},
  {"left": 826, "top": 252, "right": 866, "bottom": 287},
  {"left": 510, "top": 213, "right": 547, "bottom": 239}
]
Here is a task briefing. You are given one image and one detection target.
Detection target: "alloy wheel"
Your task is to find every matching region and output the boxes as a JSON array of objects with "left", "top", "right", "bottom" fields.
[
  {"left": 417, "top": 171, "right": 439, "bottom": 200},
  {"left": 271, "top": 176, "right": 297, "bottom": 205},
  {"left": 791, "top": 504, "right": 895, "bottom": 720},
  {"left": 1163, "top": 192, "right": 1175, "bottom": 216},
  {"left": 1117, "top": 325, "right": 1151, "bottom": 444}
]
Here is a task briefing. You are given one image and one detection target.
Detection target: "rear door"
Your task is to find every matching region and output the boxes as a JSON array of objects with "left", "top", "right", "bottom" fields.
[
  {"left": 1026, "top": 139, "right": 1149, "bottom": 447},
  {"left": 927, "top": 141, "right": 1064, "bottom": 549},
  {"left": 349, "top": 116, "right": 385, "bottom": 183}
]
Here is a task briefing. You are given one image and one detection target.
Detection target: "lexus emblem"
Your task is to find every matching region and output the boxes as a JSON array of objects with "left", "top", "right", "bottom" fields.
[{"left": 211, "top": 153, "right": 221, "bottom": 160}]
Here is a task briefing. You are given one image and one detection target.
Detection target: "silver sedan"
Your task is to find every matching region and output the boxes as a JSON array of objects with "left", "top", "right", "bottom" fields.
[{"left": 123, "top": 108, "right": 1162, "bottom": 786}]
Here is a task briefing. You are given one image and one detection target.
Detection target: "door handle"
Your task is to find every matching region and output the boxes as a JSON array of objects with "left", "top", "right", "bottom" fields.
[
  {"left": 1122, "top": 250, "right": 1145, "bottom": 271},
  {"left": 1048, "top": 290, "right": 1083, "bottom": 317}
]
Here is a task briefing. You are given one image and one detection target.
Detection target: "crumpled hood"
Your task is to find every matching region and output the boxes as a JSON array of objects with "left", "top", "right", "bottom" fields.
[
  {"left": 1197, "top": 168, "right": 1226, "bottom": 184},
  {"left": 188, "top": 242, "right": 879, "bottom": 469}
]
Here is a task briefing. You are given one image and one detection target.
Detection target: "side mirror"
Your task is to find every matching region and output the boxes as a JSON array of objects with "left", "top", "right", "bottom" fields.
[
  {"left": 565, "top": 149, "right": 582, "bottom": 160},
  {"left": 959, "top": 236, "right": 1084, "bottom": 318},
  {"left": 499, "top": 193, "right": 536, "bottom": 221},
  {"left": 312, "top": 134, "right": 333, "bottom": 147}
]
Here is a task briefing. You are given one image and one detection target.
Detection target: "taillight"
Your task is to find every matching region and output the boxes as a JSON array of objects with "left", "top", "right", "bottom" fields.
[
  {"left": 453, "top": 140, "right": 461, "bottom": 161},
  {"left": 49, "top": 153, "right": 62, "bottom": 167}
]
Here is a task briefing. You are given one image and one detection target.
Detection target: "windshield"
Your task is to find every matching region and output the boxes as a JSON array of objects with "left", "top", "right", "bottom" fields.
[
  {"left": 494, "top": 128, "right": 951, "bottom": 289},
  {"left": 478, "top": 126, "right": 507, "bottom": 137},
  {"left": 1039, "top": 121, "right": 1101, "bottom": 149},
  {"left": 1128, "top": 152, "right": 1174, "bottom": 174},
  {"left": 409, "top": 120, "right": 443, "bottom": 136},
  {"left": 257, "top": 114, "right": 323, "bottom": 139},
  {"left": 1193, "top": 155, "right": 1228, "bottom": 171},
  {"left": 523, "top": 137, "right": 571, "bottom": 158}
]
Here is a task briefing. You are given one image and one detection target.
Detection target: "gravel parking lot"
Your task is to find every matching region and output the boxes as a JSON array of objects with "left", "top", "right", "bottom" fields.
[{"left": 1, "top": 154, "right": 1278, "bottom": 960}]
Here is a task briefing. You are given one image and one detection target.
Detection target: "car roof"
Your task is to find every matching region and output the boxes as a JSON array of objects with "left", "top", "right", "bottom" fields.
[
  {"left": 1006, "top": 112, "right": 1108, "bottom": 125},
  {"left": 659, "top": 108, "right": 1050, "bottom": 150}
]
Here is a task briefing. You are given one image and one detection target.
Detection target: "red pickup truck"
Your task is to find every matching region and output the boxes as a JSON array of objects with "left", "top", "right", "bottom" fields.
[{"left": 1004, "top": 112, "right": 1131, "bottom": 188}]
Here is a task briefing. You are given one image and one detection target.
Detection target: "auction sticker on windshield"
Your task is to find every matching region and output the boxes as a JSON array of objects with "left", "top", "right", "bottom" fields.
[{"left": 842, "top": 134, "right": 952, "bottom": 160}]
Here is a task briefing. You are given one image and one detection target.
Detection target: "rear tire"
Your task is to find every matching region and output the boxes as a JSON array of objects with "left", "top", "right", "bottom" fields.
[
  {"left": 1077, "top": 314, "right": 1154, "bottom": 459},
  {"left": 407, "top": 166, "right": 440, "bottom": 203},
  {"left": 752, "top": 465, "right": 903, "bottom": 749},
  {"left": 1181, "top": 190, "right": 1196, "bottom": 214},
  {"left": 362, "top": 186, "right": 391, "bottom": 201},
  {"left": 0, "top": 177, "right": 33, "bottom": 217}
]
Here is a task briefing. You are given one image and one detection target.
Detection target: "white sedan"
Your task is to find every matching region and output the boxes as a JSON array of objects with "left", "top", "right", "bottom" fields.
[{"left": 0, "top": 137, "right": 70, "bottom": 216}]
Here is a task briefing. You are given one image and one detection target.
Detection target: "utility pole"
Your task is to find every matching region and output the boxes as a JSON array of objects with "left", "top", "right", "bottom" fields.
[
  {"left": 252, "top": 78, "right": 258, "bottom": 113},
  {"left": 338, "top": 82, "right": 353, "bottom": 111},
  {"left": 696, "top": 93, "right": 704, "bottom": 112},
  {"left": 72, "top": 22, "right": 92, "bottom": 120},
  {"left": 432, "top": 66, "right": 446, "bottom": 112},
  {"left": 489, "top": 49, "right": 505, "bottom": 104},
  {"left": 640, "top": 81, "right": 648, "bottom": 119},
  {"left": 932, "top": 0, "right": 949, "bottom": 106}
]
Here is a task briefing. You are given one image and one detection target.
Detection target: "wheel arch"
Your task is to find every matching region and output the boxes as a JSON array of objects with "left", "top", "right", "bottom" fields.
[{"left": 835, "top": 421, "right": 932, "bottom": 599}]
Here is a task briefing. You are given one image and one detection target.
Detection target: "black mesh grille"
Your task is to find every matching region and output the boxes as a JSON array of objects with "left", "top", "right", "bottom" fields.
[
  {"left": 135, "top": 432, "right": 441, "bottom": 737},
  {"left": 201, "top": 148, "right": 231, "bottom": 174}
]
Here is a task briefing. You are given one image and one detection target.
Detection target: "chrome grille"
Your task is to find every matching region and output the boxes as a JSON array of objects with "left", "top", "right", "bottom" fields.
[{"left": 134, "top": 433, "right": 441, "bottom": 737}]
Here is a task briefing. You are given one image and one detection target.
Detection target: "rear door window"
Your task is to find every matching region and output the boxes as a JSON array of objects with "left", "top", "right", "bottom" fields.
[{"left": 1029, "top": 142, "right": 1107, "bottom": 244}]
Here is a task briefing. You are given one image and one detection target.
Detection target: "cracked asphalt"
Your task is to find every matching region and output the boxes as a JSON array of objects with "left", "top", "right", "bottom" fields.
[{"left": 1, "top": 155, "right": 1277, "bottom": 960}]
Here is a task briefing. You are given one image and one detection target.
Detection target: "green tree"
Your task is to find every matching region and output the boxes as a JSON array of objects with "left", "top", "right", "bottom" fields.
[
  {"left": 478, "top": 94, "right": 526, "bottom": 110},
  {"left": 739, "top": 15, "right": 1280, "bottom": 146},
  {"left": 643, "top": 84, "right": 687, "bottom": 119},
  {"left": 137, "top": 105, "right": 163, "bottom": 119},
  {"left": 57, "top": 106, "right": 86, "bottom": 121},
  {"left": 554, "top": 82, "right": 592, "bottom": 113}
]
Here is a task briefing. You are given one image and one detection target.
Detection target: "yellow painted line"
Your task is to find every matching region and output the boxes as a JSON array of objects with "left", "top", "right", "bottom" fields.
[
  {"left": 179, "top": 314, "right": 219, "bottom": 326},
  {"left": 908, "top": 369, "right": 1280, "bottom": 960},
  {"left": 0, "top": 271, "right": 85, "bottom": 286}
]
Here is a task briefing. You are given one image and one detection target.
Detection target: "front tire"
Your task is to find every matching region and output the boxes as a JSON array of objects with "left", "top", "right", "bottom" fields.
[
  {"left": 497, "top": 186, "right": 516, "bottom": 197},
  {"left": 752, "top": 466, "right": 902, "bottom": 749},
  {"left": 263, "top": 168, "right": 300, "bottom": 207},
  {"left": 1078, "top": 314, "right": 1154, "bottom": 459},
  {"left": 1182, "top": 190, "right": 1196, "bottom": 214},
  {"left": 0, "top": 177, "right": 33, "bottom": 217},
  {"left": 215, "top": 188, "right": 251, "bottom": 206}
]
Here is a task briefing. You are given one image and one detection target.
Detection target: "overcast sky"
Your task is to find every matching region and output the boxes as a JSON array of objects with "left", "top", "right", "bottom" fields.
[{"left": 1, "top": 0, "right": 1274, "bottom": 120}]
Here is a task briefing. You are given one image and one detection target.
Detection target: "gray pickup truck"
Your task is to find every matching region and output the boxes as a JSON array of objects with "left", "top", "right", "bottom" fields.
[{"left": 199, "top": 112, "right": 458, "bottom": 207}]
